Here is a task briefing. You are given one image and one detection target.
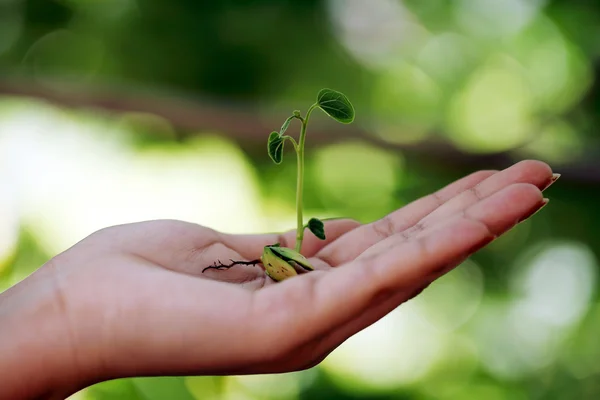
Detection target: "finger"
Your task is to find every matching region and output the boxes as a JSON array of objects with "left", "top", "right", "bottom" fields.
[
  {"left": 419, "top": 183, "right": 547, "bottom": 239},
  {"left": 295, "top": 171, "right": 490, "bottom": 270},
  {"left": 314, "top": 169, "right": 496, "bottom": 267},
  {"left": 358, "top": 183, "right": 547, "bottom": 260},
  {"left": 315, "top": 160, "right": 552, "bottom": 267},
  {"left": 399, "top": 160, "right": 553, "bottom": 238},
  {"left": 223, "top": 218, "right": 361, "bottom": 260}
]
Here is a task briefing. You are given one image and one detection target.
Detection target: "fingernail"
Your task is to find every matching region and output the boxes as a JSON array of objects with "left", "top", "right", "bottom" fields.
[
  {"left": 552, "top": 173, "right": 561, "bottom": 182},
  {"left": 518, "top": 198, "right": 549, "bottom": 223},
  {"left": 542, "top": 173, "right": 561, "bottom": 191}
]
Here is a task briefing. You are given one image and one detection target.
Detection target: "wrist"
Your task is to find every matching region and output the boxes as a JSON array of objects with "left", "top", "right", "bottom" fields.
[{"left": 0, "top": 260, "right": 86, "bottom": 399}]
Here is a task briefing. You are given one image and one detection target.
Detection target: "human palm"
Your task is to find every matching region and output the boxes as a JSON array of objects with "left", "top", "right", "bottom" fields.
[{"left": 43, "top": 160, "right": 555, "bottom": 391}]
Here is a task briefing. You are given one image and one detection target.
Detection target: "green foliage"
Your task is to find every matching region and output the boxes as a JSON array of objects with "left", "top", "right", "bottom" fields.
[
  {"left": 316, "top": 88, "right": 355, "bottom": 124},
  {"left": 280, "top": 115, "right": 296, "bottom": 135},
  {"left": 267, "top": 131, "right": 285, "bottom": 164},
  {"left": 268, "top": 89, "right": 355, "bottom": 252},
  {"left": 307, "top": 217, "right": 326, "bottom": 240}
]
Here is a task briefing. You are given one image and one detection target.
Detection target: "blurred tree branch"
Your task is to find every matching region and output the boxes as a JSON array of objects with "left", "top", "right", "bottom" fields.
[{"left": 1, "top": 78, "right": 599, "bottom": 185}]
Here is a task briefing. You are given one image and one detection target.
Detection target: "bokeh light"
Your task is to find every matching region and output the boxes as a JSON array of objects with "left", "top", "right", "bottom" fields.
[
  {"left": 371, "top": 62, "right": 441, "bottom": 142},
  {"left": 470, "top": 241, "right": 597, "bottom": 380},
  {"left": 326, "top": 0, "right": 428, "bottom": 70},
  {"left": 413, "top": 259, "right": 484, "bottom": 332},
  {"left": 310, "top": 141, "right": 403, "bottom": 221},
  {"left": 453, "top": 0, "right": 545, "bottom": 38},
  {"left": 446, "top": 55, "right": 535, "bottom": 153},
  {"left": 322, "top": 306, "right": 445, "bottom": 393}
]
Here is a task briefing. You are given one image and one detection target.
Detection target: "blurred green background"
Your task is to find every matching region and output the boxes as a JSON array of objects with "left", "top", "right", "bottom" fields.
[{"left": 1, "top": 0, "right": 600, "bottom": 399}]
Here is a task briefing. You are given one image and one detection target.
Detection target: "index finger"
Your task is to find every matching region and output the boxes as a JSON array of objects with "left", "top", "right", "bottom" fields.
[{"left": 315, "top": 160, "right": 553, "bottom": 267}]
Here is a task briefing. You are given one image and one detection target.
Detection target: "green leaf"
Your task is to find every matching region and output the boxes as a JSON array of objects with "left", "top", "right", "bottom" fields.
[
  {"left": 267, "top": 131, "right": 285, "bottom": 164},
  {"left": 307, "top": 218, "right": 326, "bottom": 240},
  {"left": 316, "top": 88, "right": 355, "bottom": 124},
  {"left": 280, "top": 116, "right": 295, "bottom": 135}
]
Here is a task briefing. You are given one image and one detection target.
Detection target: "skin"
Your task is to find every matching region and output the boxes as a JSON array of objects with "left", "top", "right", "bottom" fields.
[{"left": 0, "top": 160, "right": 558, "bottom": 400}]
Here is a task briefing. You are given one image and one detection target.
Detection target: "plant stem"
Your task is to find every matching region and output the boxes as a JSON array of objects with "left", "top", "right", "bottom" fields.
[{"left": 295, "top": 104, "right": 317, "bottom": 252}]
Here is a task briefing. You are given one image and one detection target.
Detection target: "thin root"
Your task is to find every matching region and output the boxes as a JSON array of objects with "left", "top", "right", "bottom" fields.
[{"left": 202, "top": 259, "right": 262, "bottom": 273}]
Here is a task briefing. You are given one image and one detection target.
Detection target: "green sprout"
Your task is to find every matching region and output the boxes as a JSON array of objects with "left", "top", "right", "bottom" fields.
[
  {"left": 203, "top": 88, "right": 355, "bottom": 281},
  {"left": 268, "top": 88, "right": 355, "bottom": 251}
]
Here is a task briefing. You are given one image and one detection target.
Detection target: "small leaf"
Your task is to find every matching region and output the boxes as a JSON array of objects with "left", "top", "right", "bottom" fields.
[
  {"left": 316, "top": 88, "right": 355, "bottom": 124},
  {"left": 307, "top": 218, "right": 326, "bottom": 240},
  {"left": 267, "top": 131, "right": 285, "bottom": 164},
  {"left": 280, "top": 116, "right": 295, "bottom": 135}
]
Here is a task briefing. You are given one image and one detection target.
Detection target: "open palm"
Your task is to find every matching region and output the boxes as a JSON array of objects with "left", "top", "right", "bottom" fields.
[{"left": 46, "top": 160, "right": 555, "bottom": 391}]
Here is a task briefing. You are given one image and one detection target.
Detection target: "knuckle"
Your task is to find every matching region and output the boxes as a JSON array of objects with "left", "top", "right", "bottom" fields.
[
  {"left": 371, "top": 216, "right": 394, "bottom": 239},
  {"left": 430, "top": 191, "right": 445, "bottom": 207},
  {"left": 468, "top": 185, "right": 484, "bottom": 201}
]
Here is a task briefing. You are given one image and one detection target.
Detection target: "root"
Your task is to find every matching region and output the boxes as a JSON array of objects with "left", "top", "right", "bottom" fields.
[{"left": 202, "top": 259, "right": 262, "bottom": 273}]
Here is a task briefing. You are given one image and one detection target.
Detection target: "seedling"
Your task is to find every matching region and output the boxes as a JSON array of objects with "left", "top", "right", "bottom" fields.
[{"left": 203, "top": 88, "right": 355, "bottom": 281}]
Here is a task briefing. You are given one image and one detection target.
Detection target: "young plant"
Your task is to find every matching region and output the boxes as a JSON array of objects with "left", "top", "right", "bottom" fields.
[{"left": 203, "top": 88, "right": 355, "bottom": 281}]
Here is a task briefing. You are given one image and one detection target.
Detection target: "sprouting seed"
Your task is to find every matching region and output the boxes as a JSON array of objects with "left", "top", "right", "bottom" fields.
[{"left": 203, "top": 88, "right": 355, "bottom": 281}]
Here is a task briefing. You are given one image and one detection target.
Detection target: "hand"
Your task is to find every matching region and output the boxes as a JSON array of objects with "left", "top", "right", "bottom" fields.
[{"left": 0, "top": 160, "right": 557, "bottom": 399}]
